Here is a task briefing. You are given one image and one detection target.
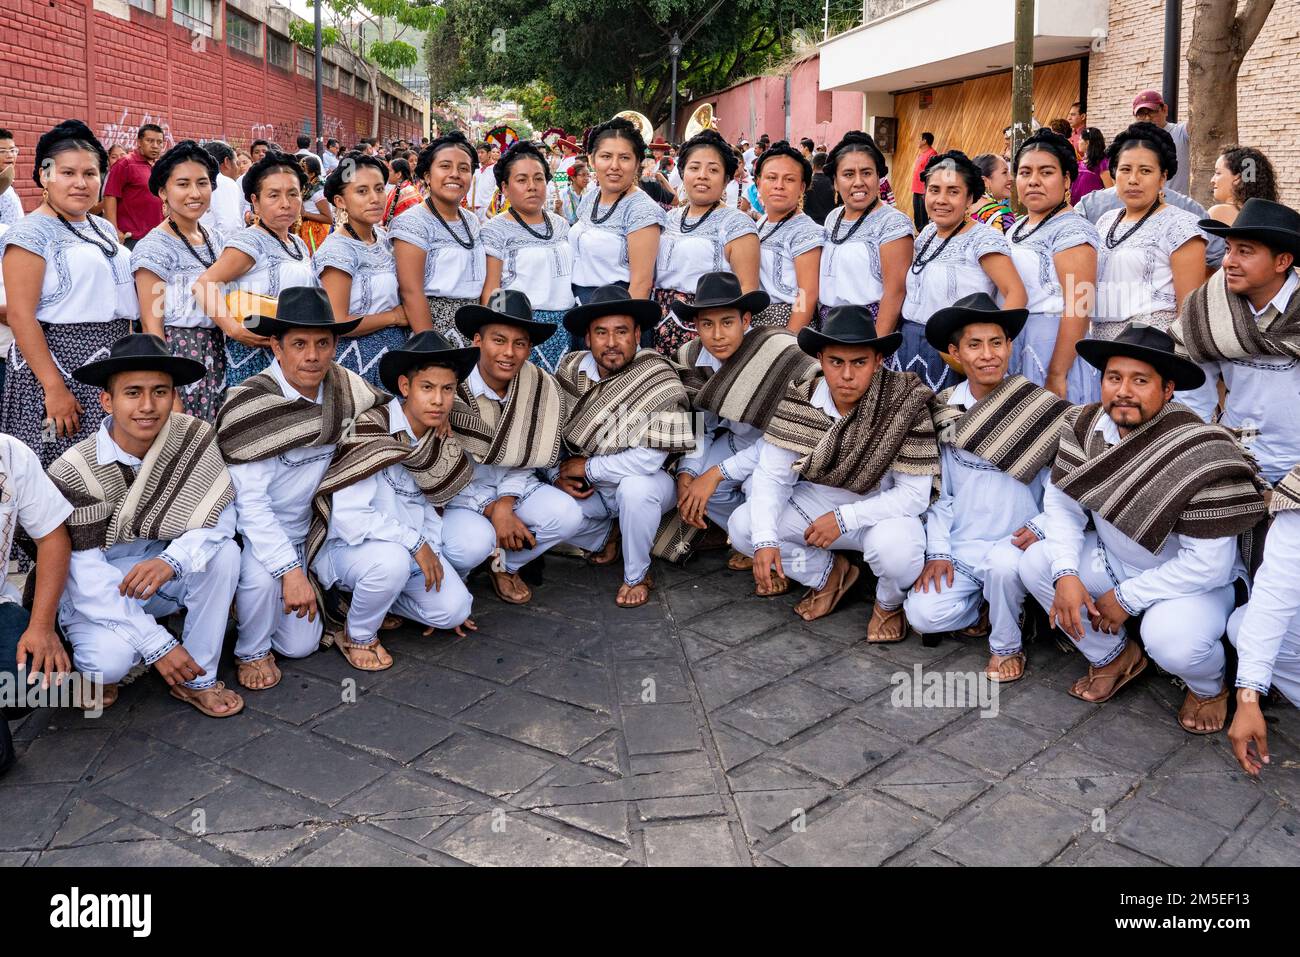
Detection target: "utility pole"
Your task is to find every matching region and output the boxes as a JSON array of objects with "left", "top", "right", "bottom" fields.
[
  {"left": 669, "top": 32, "right": 683, "bottom": 144},
  {"left": 1010, "top": 0, "right": 1035, "bottom": 214}
]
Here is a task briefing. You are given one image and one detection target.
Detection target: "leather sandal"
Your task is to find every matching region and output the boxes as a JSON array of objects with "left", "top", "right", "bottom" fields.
[
  {"left": 335, "top": 632, "right": 394, "bottom": 671},
  {"left": 727, "top": 549, "right": 754, "bottom": 571},
  {"left": 616, "top": 575, "right": 655, "bottom": 608},
  {"left": 237, "top": 653, "right": 282, "bottom": 691},
  {"left": 588, "top": 526, "right": 621, "bottom": 566},
  {"left": 866, "top": 602, "right": 907, "bottom": 643},
  {"left": 99, "top": 683, "right": 119, "bottom": 710},
  {"left": 793, "top": 554, "right": 859, "bottom": 621},
  {"left": 1178, "top": 687, "right": 1229, "bottom": 735},
  {"left": 170, "top": 681, "right": 245, "bottom": 718},
  {"left": 958, "top": 604, "right": 991, "bottom": 638},
  {"left": 1068, "top": 642, "right": 1147, "bottom": 703},
  {"left": 985, "top": 651, "right": 1026, "bottom": 683},
  {"left": 489, "top": 569, "right": 533, "bottom": 604}
]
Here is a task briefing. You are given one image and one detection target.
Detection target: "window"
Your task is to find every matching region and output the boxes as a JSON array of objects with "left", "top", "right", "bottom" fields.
[
  {"left": 338, "top": 71, "right": 352, "bottom": 95},
  {"left": 172, "top": 0, "right": 213, "bottom": 36},
  {"left": 225, "top": 9, "right": 260, "bottom": 56},
  {"left": 127, "top": 0, "right": 156, "bottom": 13},
  {"left": 297, "top": 48, "right": 315, "bottom": 79},
  {"left": 267, "top": 32, "right": 292, "bottom": 70},
  {"left": 323, "top": 62, "right": 337, "bottom": 88}
]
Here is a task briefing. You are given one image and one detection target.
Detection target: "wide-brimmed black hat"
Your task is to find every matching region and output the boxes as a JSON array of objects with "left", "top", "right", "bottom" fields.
[
  {"left": 245, "top": 285, "right": 362, "bottom": 337},
  {"left": 1075, "top": 321, "right": 1206, "bottom": 391},
  {"left": 454, "top": 289, "right": 558, "bottom": 345},
  {"left": 74, "top": 333, "right": 206, "bottom": 389},
  {"left": 924, "top": 292, "right": 1029, "bottom": 352},
  {"left": 563, "top": 284, "right": 662, "bottom": 336},
  {"left": 1198, "top": 198, "right": 1300, "bottom": 259},
  {"left": 379, "top": 330, "right": 480, "bottom": 394},
  {"left": 670, "top": 271, "right": 770, "bottom": 324},
  {"left": 797, "top": 305, "right": 902, "bottom": 358}
]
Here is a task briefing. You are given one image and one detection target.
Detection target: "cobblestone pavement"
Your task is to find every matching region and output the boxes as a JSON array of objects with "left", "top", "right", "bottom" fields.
[{"left": 4, "top": 550, "right": 1300, "bottom": 866}]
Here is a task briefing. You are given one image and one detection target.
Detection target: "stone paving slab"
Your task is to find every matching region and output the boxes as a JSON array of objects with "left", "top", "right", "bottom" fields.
[{"left": 4, "top": 550, "right": 1300, "bottom": 865}]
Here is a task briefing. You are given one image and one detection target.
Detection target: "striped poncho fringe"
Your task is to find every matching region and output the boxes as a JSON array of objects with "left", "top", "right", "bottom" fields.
[
  {"left": 763, "top": 368, "right": 940, "bottom": 495},
  {"left": 1270, "top": 465, "right": 1300, "bottom": 514},
  {"left": 675, "top": 327, "right": 820, "bottom": 430},
  {"left": 556, "top": 349, "right": 696, "bottom": 457},
  {"left": 216, "top": 363, "right": 389, "bottom": 464},
  {"left": 930, "top": 375, "right": 1076, "bottom": 484},
  {"left": 1051, "top": 402, "right": 1268, "bottom": 554},
  {"left": 449, "top": 360, "right": 564, "bottom": 469},
  {"left": 48, "top": 413, "right": 235, "bottom": 553},
  {"left": 1173, "top": 268, "right": 1300, "bottom": 363}
]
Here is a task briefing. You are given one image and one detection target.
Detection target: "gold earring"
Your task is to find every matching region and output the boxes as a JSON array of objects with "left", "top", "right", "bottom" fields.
[
  {"left": 41, "top": 187, "right": 49, "bottom": 204},
  {"left": 252, "top": 214, "right": 260, "bottom": 228}
]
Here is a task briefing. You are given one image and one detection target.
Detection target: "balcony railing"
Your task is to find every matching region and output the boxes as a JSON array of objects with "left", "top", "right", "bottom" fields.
[{"left": 823, "top": 0, "right": 928, "bottom": 41}]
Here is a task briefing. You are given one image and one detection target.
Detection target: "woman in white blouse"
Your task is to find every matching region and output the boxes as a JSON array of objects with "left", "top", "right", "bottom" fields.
[
  {"left": 479, "top": 140, "right": 572, "bottom": 372},
  {"left": 653, "top": 129, "right": 760, "bottom": 355},
  {"left": 752, "top": 141, "right": 823, "bottom": 330},
  {"left": 1093, "top": 123, "right": 1207, "bottom": 341},
  {"left": 314, "top": 152, "right": 410, "bottom": 387}
]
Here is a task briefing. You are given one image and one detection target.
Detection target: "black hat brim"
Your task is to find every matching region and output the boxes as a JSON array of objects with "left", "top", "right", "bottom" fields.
[
  {"left": 670, "top": 289, "right": 771, "bottom": 324},
  {"left": 73, "top": 355, "right": 207, "bottom": 389},
  {"left": 563, "top": 298, "right": 662, "bottom": 336},
  {"left": 379, "top": 345, "right": 481, "bottom": 395},
  {"left": 1074, "top": 339, "right": 1206, "bottom": 391},
  {"left": 454, "top": 305, "right": 558, "bottom": 345},
  {"left": 796, "top": 327, "right": 903, "bottom": 359},
  {"left": 245, "top": 315, "right": 363, "bottom": 338},
  {"left": 924, "top": 305, "right": 1029, "bottom": 352},
  {"left": 1196, "top": 220, "right": 1300, "bottom": 258}
]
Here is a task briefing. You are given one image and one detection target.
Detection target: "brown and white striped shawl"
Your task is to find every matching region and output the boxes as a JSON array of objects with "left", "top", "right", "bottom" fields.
[
  {"left": 449, "top": 360, "right": 565, "bottom": 469},
  {"left": 675, "top": 327, "right": 820, "bottom": 430},
  {"left": 215, "top": 363, "right": 389, "bottom": 465},
  {"left": 48, "top": 413, "right": 235, "bottom": 552},
  {"left": 1270, "top": 464, "right": 1300, "bottom": 514},
  {"left": 763, "top": 368, "right": 940, "bottom": 495},
  {"left": 930, "top": 375, "right": 1076, "bottom": 484},
  {"left": 1051, "top": 402, "right": 1267, "bottom": 554},
  {"left": 1172, "top": 268, "right": 1300, "bottom": 363},
  {"left": 556, "top": 349, "right": 696, "bottom": 457}
]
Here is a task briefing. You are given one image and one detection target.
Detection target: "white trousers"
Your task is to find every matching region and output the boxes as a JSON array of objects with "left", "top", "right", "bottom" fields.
[
  {"left": 63, "top": 539, "right": 241, "bottom": 689},
  {"left": 691, "top": 437, "right": 749, "bottom": 529},
  {"left": 1019, "top": 533, "right": 1234, "bottom": 697},
  {"left": 319, "top": 540, "right": 472, "bottom": 642},
  {"left": 442, "top": 484, "right": 585, "bottom": 576},
  {"left": 234, "top": 543, "right": 323, "bottom": 662},
  {"left": 1227, "top": 607, "right": 1300, "bottom": 707},
  {"left": 904, "top": 539, "right": 1029, "bottom": 655},
  {"left": 727, "top": 484, "right": 925, "bottom": 610},
  {"left": 564, "top": 471, "right": 676, "bottom": 586}
]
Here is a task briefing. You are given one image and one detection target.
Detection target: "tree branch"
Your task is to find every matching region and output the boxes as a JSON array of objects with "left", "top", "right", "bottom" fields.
[{"left": 1236, "top": 0, "right": 1275, "bottom": 50}]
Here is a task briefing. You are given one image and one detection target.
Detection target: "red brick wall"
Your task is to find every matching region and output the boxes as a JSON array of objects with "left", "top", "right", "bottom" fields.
[{"left": 3, "top": 0, "right": 423, "bottom": 209}]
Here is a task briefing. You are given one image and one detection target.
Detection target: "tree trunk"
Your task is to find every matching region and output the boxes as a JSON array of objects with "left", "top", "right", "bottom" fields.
[{"left": 1186, "top": 0, "right": 1275, "bottom": 207}]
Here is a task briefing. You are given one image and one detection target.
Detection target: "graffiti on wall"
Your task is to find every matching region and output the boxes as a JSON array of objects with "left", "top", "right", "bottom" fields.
[
  {"left": 101, "top": 108, "right": 177, "bottom": 149},
  {"left": 248, "top": 116, "right": 346, "bottom": 148}
]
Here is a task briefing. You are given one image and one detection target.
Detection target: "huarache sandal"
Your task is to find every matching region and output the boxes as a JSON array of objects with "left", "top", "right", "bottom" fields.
[
  {"left": 237, "top": 653, "right": 282, "bottom": 691},
  {"left": 170, "top": 681, "right": 245, "bottom": 718},
  {"left": 335, "top": 632, "right": 394, "bottom": 671},
  {"left": 866, "top": 602, "right": 907, "bottom": 643},
  {"left": 985, "top": 651, "right": 1026, "bottom": 683},
  {"left": 1178, "top": 687, "right": 1229, "bottom": 735},
  {"left": 490, "top": 569, "right": 533, "bottom": 604},
  {"left": 589, "top": 528, "right": 621, "bottom": 566},
  {"left": 793, "top": 554, "right": 859, "bottom": 621},
  {"left": 616, "top": 575, "right": 655, "bottom": 608},
  {"left": 1068, "top": 643, "right": 1147, "bottom": 703},
  {"left": 727, "top": 549, "right": 754, "bottom": 571}
]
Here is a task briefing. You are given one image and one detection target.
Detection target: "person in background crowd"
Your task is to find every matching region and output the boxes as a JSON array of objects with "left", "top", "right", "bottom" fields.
[
  {"left": 799, "top": 138, "right": 815, "bottom": 159},
  {"left": 103, "top": 123, "right": 166, "bottom": 249},
  {"left": 1049, "top": 118, "right": 1072, "bottom": 140},
  {"left": 969, "top": 153, "right": 1015, "bottom": 234},
  {"left": 297, "top": 154, "right": 332, "bottom": 254},
  {"left": 1071, "top": 127, "right": 1108, "bottom": 205},
  {"left": 235, "top": 147, "right": 252, "bottom": 177},
  {"left": 0, "top": 129, "right": 23, "bottom": 226},
  {"left": 1132, "top": 89, "right": 1190, "bottom": 195},
  {"left": 1207, "top": 145, "right": 1278, "bottom": 227},
  {"left": 200, "top": 140, "right": 243, "bottom": 239},
  {"left": 640, "top": 156, "right": 676, "bottom": 209},
  {"left": 803, "top": 151, "right": 836, "bottom": 226},
  {"left": 321, "top": 138, "right": 341, "bottom": 175},
  {"left": 559, "top": 159, "right": 589, "bottom": 224},
  {"left": 294, "top": 134, "right": 317, "bottom": 163},
  {"left": 382, "top": 156, "right": 422, "bottom": 227},
  {"left": 468, "top": 140, "right": 499, "bottom": 221},
  {"left": 108, "top": 144, "right": 128, "bottom": 169},
  {"left": 911, "top": 131, "right": 937, "bottom": 229},
  {"left": 237, "top": 139, "right": 269, "bottom": 225},
  {"left": 1066, "top": 101, "right": 1087, "bottom": 159},
  {"left": 752, "top": 141, "right": 822, "bottom": 329}
]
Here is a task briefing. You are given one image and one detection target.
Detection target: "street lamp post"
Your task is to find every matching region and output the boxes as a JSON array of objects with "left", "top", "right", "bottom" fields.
[
  {"left": 669, "top": 31, "right": 683, "bottom": 144},
  {"left": 314, "top": 1, "right": 324, "bottom": 156}
]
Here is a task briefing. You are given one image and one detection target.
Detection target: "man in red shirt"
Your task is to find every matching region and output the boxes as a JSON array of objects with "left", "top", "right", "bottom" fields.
[
  {"left": 910, "top": 131, "right": 936, "bottom": 230},
  {"left": 103, "top": 123, "right": 165, "bottom": 248},
  {"left": 1067, "top": 101, "right": 1087, "bottom": 160}
]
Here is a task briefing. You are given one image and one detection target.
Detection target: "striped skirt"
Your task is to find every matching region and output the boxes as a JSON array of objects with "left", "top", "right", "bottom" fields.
[
  {"left": 335, "top": 326, "right": 410, "bottom": 389},
  {"left": 165, "top": 325, "right": 227, "bottom": 422}
]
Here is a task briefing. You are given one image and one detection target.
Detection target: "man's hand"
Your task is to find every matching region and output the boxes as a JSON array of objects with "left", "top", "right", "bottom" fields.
[
  {"left": 1228, "top": 694, "right": 1270, "bottom": 776},
  {"left": 16, "top": 624, "right": 70, "bottom": 689},
  {"left": 752, "top": 546, "right": 785, "bottom": 595},
  {"left": 281, "top": 567, "right": 318, "bottom": 620},
  {"left": 1010, "top": 525, "right": 1040, "bottom": 551},
  {"left": 413, "top": 542, "right": 444, "bottom": 592},
  {"left": 489, "top": 497, "right": 536, "bottom": 551},
  {"left": 119, "top": 557, "right": 175, "bottom": 600},
  {"left": 556, "top": 456, "right": 593, "bottom": 498},
  {"left": 678, "top": 468, "right": 722, "bottom": 530},
  {"left": 154, "top": 644, "right": 204, "bottom": 687},
  {"left": 1092, "top": 588, "right": 1129, "bottom": 635},
  {"left": 914, "top": 558, "right": 954, "bottom": 594},
  {"left": 803, "top": 511, "right": 841, "bottom": 549},
  {"left": 1050, "top": 574, "right": 1099, "bottom": 642}
]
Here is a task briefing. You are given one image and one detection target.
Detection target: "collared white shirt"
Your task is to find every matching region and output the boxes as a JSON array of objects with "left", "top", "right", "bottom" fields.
[
  {"left": 200, "top": 173, "right": 244, "bottom": 239},
  {"left": 0, "top": 435, "right": 72, "bottom": 605},
  {"left": 448, "top": 365, "right": 542, "bottom": 513},
  {"left": 1233, "top": 508, "right": 1300, "bottom": 694},
  {"left": 677, "top": 338, "right": 762, "bottom": 481}
]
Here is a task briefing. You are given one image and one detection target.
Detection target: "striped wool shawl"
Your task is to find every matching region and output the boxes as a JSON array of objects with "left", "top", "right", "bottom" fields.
[
  {"left": 930, "top": 375, "right": 1076, "bottom": 484},
  {"left": 1270, "top": 464, "right": 1300, "bottom": 514},
  {"left": 1051, "top": 402, "right": 1267, "bottom": 554},
  {"left": 557, "top": 349, "right": 696, "bottom": 457},
  {"left": 764, "top": 368, "right": 940, "bottom": 494},
  {"left": 48, "top": 413, "right": 235, "bottom": 553},
  {"left": 216, "top": 364, "right": 389, "bottom": 465},
  {"left": 449, "top": 360, "right": 565, "bottom": 469},
  {"left": 676, "top": 327, "right": 820, "bottom": 430},
  {"left": 1173, "top": 268, "right": 1300, "bottom": 363}
]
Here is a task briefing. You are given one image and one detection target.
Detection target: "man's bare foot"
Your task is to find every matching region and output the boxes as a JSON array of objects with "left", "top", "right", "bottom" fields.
[
  {"left": 450, "top": 617, "right": 478, "bottom": 638},
  {"left": 616, "top": 576, "right": 654, "bottom": 608},
  {"left": 490, "top": 569, "right": 532, "bottom": 604},
  {"left": 98, "top": 683, "right": 119, "bottom": 710},
  {"left": 793, "top": 555, "right": 859, "bottom": 621},
  {"left": 866, "top": 602, "right": 907, "bottom": 643},
  {"left": 1068, "top": 641, "right": 1147, "bottom": 703},
  {"left": 237, "top": 653, "right": 281, "bottom": 691},
  {"left": 985, "top": 651, "right": 1025, "bottom": 683},
  {"left": 380, "top": 614, "right": 403, "bottom": 631},
  {"left": 1179, "top": 687, "right": 1229, "bottom": 734}
]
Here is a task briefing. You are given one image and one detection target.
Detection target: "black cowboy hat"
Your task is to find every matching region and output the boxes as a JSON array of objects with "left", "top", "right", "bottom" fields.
[
  {"left": 454, "top": 289, "right": 558, "bottom": 345},
  {"left": 379, "top": 330, "right": 480, "bottom": 395},
  {"left": 1198, "top": 198, "right": 1300, "bottom": 259},
  {"left": 924, "top": 292, "right": 1029, "bottom": 352},
  {"left": 797, "top": 305, "right": 902, "bottom": 358},
  {"left": 1075, "top": 321, "right": 1206, "bottom": 391},
  {"left": 563, "top": 284, "right": 662, "bottom": 336},
  {"left": 669, "top": 271, "right": 770, "bottom": 324},
  {"left": 245, "top": 285, "right": 362, "bottom": 338},
  {"left": 74, "top": 333, "right": 206, "bottom": 389}
]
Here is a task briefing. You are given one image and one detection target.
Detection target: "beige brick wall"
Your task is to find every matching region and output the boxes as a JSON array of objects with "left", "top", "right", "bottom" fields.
[{"left": 1087, "top": 0, "right": 1300, "bottom": 207}]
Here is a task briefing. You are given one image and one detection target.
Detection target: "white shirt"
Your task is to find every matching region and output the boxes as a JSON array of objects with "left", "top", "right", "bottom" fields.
[
  {"left": 201, "top": 173, "right": 244, "bottom": 239},
  {"left": 758, "top": 211, "right": 824, "bottom": 306},
  {"left": 227, "top": 359, "right": 334, "bottom": 578},
  {"left": 0, "top": 187, "right": 24, "bottom": 227},
  {"left": 0, "top": 435, "right": 72, "bottom": 604},
  {"left": 449, "top": 365, "right": 544, "bottom": 513},
  {"left": 1041, "top": 412, "right": 1242, "bottom": 614},
  {"left": 573, "top": 352, "right": 669, "bottom": 484},
  {"left": 469, "top": 165, "right": 497, "bottom": 217},
  {"left": 901, "top": 221, "right": 1009, "bottom": 325},
  {"left": 569, "top": 189, "right": 666, "bottom": 288},
  {"left": 1093, "top": 205, "right": 1206, "bottom": 331},
  {"left": 747, "top": 378, "right": 931, "bottom": 547},
  {"left": 479, "top": 210, "right": 574, "bottom": 310},
  {"left": 1005, "top": 210, "right": 1100, "bottom": 315},
  {"left": 387, "top": 202, "right": 485, "bottom": 300},
  {"left": 819, "top": 204, "right": 915, "bottom": 308},
  {"left": 321, "top": 150, "right": 340, "bottom": 175},
  {"left": 676, "top": 341, "right": 763, "bottom": 480},
  {"left": 655, "top": 204, "right": 758, "bottom": 294},
  {"left": 1233, "top": 509, "right": 1300, "bottom": 694},
  {"left": 312, "top": 227, "right": 400, "bottom": 317}
]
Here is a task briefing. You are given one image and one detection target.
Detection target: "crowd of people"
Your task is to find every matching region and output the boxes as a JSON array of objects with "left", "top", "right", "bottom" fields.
[{"left": 0, "top": 89, "right": 1295, "bottom": 786}]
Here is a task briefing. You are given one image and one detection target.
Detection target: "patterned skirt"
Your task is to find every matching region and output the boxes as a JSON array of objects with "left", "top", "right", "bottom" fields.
[
  {"left": 753, "top": 301, "right": 795, "bottom": 328},
  {"left": 225, "top": 339, "right": 272, "bottom": 387},
  {"left": 427, "top": 296, "right": 475, "bottom": 349},
  {"left": 336, "top": 326, "right": 410, "bottom": 390},
  {"left": 652, "top": 288, "right": 697, "bottom": 357},
  {"left": 893, "top": 320, "right": 958, "bottom": 393},
  {"left": 166, "top": 325, "right": 226, "bottom": 422},
  {"left": 817, "top": 301, "right": 877, "bottom": 331},
  {"left": 529, "top": 309, "right": 570, "bottom": 375},
  {"left": 1, "top": 320, "right": 130, "bottom": 469}
]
